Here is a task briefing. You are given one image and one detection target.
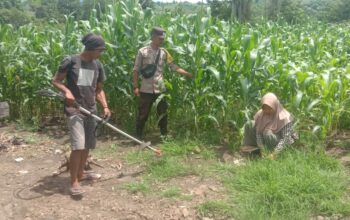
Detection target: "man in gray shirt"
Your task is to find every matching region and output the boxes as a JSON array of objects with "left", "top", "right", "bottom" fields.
[{"left": 52, "top": 33, "right": 111, "bottom": 195}]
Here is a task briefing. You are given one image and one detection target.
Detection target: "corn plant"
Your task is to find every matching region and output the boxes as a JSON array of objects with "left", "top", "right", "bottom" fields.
[{"left": 1, "top": 0, "right": 349, "bottom": 146}]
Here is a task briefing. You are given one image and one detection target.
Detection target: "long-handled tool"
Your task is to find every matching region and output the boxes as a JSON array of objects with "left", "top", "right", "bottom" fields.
[{"left": 37, "top": 89, "right": 162, "bottom": 156}]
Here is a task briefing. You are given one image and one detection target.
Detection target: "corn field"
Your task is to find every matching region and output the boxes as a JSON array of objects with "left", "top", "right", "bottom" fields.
[{"left": 1, "top": 0, "right": 350, "bottom": 146}]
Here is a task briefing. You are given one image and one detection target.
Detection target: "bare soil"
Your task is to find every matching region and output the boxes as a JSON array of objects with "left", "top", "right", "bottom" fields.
[
  {"left": 0, "top": 123, "right": 227, "bottom": 220},
  {"left": 2, "top": 123, "right": 349, "bottom": 220}
]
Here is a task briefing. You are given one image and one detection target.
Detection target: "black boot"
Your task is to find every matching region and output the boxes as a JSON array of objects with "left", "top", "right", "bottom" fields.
[
  {"left": 136, "top": 128, "right": 143, "bottom": 140},
  {"left": 160, "top": 127, "right": 167, "bottom": 136}
]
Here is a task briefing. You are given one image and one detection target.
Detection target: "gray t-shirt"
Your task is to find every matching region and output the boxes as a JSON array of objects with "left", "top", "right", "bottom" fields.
[{"left": 57, "top": 55, "right": 106, "bottom": 116}]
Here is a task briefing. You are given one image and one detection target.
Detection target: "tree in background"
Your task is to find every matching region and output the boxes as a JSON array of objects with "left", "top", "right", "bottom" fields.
[
  {"left": 338, "top": 0, "right": 350, "bottom": 21},
  {"left": 57, "top": 0, "right": 81, "bottom": 18},
  {"left": 266, "top": 0, "right": 350, "bottom": 23},
  {"left": 0, "top": 0, "right": 22, "bottom": 9},
  {"left": 0, "top": 7, "right": 31, "bottom": 27},
  {"left": 0, "top": 0, "right": 32, "bottom": 27},
  {"left": 267, "top": 0, "right": 280, "bottom": 19},
  {"left": 33, "top": 0, "right": 60, "bottom": 20},
  {"left": 0, "top": 0, "right": 349, "bottom": 26},
  {"left": 80, "top": 0, "right": 110, "bottom": 20},
  {"left": 231, "top": 0, "right": 252, "bottom": 22},
  {"left": 209, "top": 0, "right": 350, "bottom": 23},
  {"left": 208, "top": 0, "right": 231, "bottom": 20},
  {"left": 279, "top": 0, "right": 304, "bottom": 23},
  {"left": 139, "top": 0, "right": 154, "bottom": 9},
  {"left": 208, "top": 0, "right": 252, "bottom": 22},
  {"left": 304, "top": 0, "right": 350, "bottom": 22}
]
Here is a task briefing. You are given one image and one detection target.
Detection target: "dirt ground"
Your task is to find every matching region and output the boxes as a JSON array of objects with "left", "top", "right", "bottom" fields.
[
  {"left": 2, "top": 122, "right": 350, "bottom": 220},
  {"left": 0, "top": 123, "right": 227, "bottom": 220}
]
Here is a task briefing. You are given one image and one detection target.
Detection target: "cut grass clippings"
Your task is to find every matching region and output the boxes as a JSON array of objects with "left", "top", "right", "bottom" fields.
[{"left": 225, "top": 149, "right": 350, "bottom": 220}]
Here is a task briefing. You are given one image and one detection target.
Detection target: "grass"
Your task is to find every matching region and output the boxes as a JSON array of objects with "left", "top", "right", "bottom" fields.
[
  {"left": 125, "top": 139, "right": 217, "bottom": 181},
  {"left": 123, "top": 140, "right": 216, "bottom": 199},
  {"left": 104, "top": 139, "right": 350, "bottom": 219},
  {"left": 197, "top": 200, "right": 235, "bottom": 218},
  {"left": 224, "top": 149, "right": 350, "bottom": 220},
  {"left": 15, "top": 120, "right": 41, "bottom": 132},
  {"left": 125, "top": 149, "right": 156, "bottom": 164},
  {"left": 161, "top": 186, "right": 182, "bottom": 198},
  {"left": 160, "top": 139, "right": 205, "bottom": 156},
  {"left": 146, "top": 156, "right": 197, "bottom": 181},
  {"left": 25, "top": 134, "right": 42, "bottom": 144},
  {"left": 160, "top": 186, "right": 192, "bottom": 200},
  {"left": 123, "top": 181, "right": 151, "bottom": 195},
  {"left": 92, "top": 143, "right": 119, "bottom": 159}
]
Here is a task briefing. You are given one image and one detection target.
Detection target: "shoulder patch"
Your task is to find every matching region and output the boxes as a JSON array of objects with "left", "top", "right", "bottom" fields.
[{"left": 162, "top": 48, "right": 174, "bottom": 64}]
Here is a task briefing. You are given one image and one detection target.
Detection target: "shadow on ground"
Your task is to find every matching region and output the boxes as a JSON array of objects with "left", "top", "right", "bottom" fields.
[{"left": 13, "top": 175, "right": 70, "bottom": 200}]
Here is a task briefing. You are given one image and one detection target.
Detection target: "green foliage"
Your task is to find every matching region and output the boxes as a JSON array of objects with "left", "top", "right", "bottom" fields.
[
  {"left": 208, "top": 0, "right": 350, "bottom": 23},
  {"left": 1, "top": 0, "right": 350, "bottom": 26},
  {"left": 1, "top": 0, "right": 350, "bottom": 144},
  {"left": 33, "top": 0, "right": 60, "bottom": 20},
  {"left": 304, "top": 0, "right": 350, "bottom": 22},
  {"left": 139, "top": 0, "right": 154, "bottom": 9},
  {"left": 126, "top": 150, "right": 155, "bottom": 165},
  {"left": 154, "top": 2, "right": 204, "bottom": 15},
  {"left": 123, "top": 181, "right": 151, "bottom": 194},
  {"left": 226, "top": 150, "right": 350, "bottom": 219},
  {"left": 161, "top": 186, "right": 181, "bottom": 198},
  {"left": 92, "top": 143, "right": 119, "bottom": 159},
  {"left": 57, "top": 0, "right": 80, "bottom": 18},
  {"left": 197, "top": 200, "right": 235, "bottom": 218},
  {"left": 208, "top": 0, "right": 231, "bottom": 20},
  {"left": 97, "top": 137, "right": 350, "bottom": 219},
  {"left": 279, "top": 0, "right": 305, "bottom": 23},
  {"left": 0, "top": 8, "right": 31, "bottom": 27},
  {"left": 0, "top": 0, "right": 22, "bottom": 9},
  {"left": 146, "top": 156, "right": 196, "bottom": 181},
  {"left": 159, "top": 139, "right": 216, "bottom": 159}
]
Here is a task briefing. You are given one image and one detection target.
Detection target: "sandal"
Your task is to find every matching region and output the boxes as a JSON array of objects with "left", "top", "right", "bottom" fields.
[
  {"left": 83, "top": 170, "right": 94, "bottom": 174},
  {"left": 70, "top": 186, "right": 85, "bottom": 196},
  {"left": 81, "top": 172, "right": 101, "bottom": 181}
]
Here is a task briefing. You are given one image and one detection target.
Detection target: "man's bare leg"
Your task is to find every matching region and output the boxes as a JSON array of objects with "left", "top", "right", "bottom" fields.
[
  {"left": 78, "top": 149, "right": 89, "bottom": 180},
  {"left": 70, "top": 150, "right": 82, "bottom": 189}
]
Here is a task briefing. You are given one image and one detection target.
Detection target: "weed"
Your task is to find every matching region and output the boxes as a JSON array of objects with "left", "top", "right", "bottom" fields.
[
  {"left": 123, "top": 181, "right": 151, "bottom": 195},
  {"left": 161, "top": 186, "right": 182, "bottom": 198},
  {"left": 197, "top": 200, "right": 235, "bottom": 218},
  {"left": 225, "top": 150, "right": 350, "bottom": 219},
  {"left": 147, "top": 156, "right": 197, "bottom": 181},
  {"left": 92, "top": 143, "right": 119, "bottom": 159}
]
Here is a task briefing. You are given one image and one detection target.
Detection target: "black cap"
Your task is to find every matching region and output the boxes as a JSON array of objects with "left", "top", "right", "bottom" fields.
[{"left": 151, "top": 27, "right": 166, "bottom": 38}]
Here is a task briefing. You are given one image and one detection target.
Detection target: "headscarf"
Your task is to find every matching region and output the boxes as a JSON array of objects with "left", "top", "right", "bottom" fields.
[
  {"left": 81, "top": 33, "right": 105, "bottom": 50},
  {"left": 254, "top": 93, "right": 292, "bottom": 134}
]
